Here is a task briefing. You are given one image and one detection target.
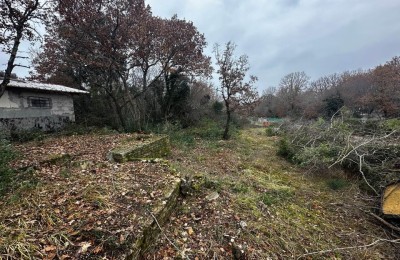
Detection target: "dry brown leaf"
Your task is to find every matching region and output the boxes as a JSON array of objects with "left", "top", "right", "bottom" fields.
[
  {"left": 44, "top": 252, "right": 56, "bottom": 260},
  {"left": 44, "top": 245, "right": 57, "bottom": 252},
  {"left": 93, "top": 245, "right": 103, "bottom": 254},
  {"left": 187, "top": 227, "right": 194, "bottom": 236},
  {"left": 120, "top": 234, "right": 126, "bottom": 243}
]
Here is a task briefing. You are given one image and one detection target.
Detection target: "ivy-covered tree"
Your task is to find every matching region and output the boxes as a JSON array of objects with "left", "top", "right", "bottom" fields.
[{"left": 323, "top": 93, "right": 344, "bottom": 118}]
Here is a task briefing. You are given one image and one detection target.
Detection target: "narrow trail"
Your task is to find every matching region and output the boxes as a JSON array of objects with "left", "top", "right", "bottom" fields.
[{"left": 147, "top": 127, "right": 399, "bottom": 259}]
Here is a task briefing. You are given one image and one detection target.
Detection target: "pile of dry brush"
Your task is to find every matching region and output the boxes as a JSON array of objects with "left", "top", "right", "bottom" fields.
[{"left": 276, "top": 109, "right": 400, "bottom": 195}]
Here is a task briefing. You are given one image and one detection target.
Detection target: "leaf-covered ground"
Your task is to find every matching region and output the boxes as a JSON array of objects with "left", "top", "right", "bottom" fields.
[
  {"left": 1, "top": 128, "right": 399, "bottom": 259},
  {"left": 146, "top": 128, "right": 400, "bottom": 259},
  {"left": 1, "top": 134, "right": 179, "bottom": 259}
]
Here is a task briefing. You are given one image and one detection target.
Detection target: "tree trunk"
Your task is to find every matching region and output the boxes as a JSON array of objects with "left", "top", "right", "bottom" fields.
[
  {"left": 223, "top": 105, "right": 231, "bottom": 140},
  {"left": 108, "top": 93, "right": 127, "bottom": 131},
  {"left": 0, "top": 28, "right": 23, "bottom": 98}
]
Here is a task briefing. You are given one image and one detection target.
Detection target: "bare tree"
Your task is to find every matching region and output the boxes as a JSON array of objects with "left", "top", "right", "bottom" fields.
[
  {"left": 276, "top": 71, "right": 310, "bottom": 116},
  {"left": 214, "top": 41, "right": 258, "bottom": 139},
  {"left": 0, "top": 0, "right": 48, "bottom": 98},
  {"left": 310, "top": 73, "right": 342, "bottom": 94}
]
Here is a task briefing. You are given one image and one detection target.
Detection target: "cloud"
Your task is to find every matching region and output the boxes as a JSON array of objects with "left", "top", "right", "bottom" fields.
[
  {"left": 146, "top": 0, "right": 400, "bottom": 91},
  {"left": 2, "top": 0, "right": 399, "bottom": 93}
]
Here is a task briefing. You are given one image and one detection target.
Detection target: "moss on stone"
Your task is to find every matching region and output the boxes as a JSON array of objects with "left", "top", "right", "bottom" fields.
[
  {"left": 110, "top": 135, "right": 171, "bottom": 163},
  {"left": 127, "top": 178, "right": 181, "bottom": 259}
]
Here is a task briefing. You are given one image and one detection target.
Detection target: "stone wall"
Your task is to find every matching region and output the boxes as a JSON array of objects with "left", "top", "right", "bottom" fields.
[
  {"left": 110, "top": 135, "right": 171, "bottom": 162},
  {"left": 128, "top": 178, "right": 181, "bottom": 259}
]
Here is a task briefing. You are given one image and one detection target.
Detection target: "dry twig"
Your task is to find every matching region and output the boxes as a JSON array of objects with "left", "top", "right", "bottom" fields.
[
  {"left": 370, "top": 212, "right": 400, "bottom": 233},
  {"left": 329, "top": 130, "right": 397, "bottom": 169},
  {"left": 147, "top": 210, "right": 189, "bottom": 259},
  {"left": 297, "top": 238, "right": 400, "bottom": 259},
  {"left": 356, "top": 152, "right": 379, "bottom": 196}
]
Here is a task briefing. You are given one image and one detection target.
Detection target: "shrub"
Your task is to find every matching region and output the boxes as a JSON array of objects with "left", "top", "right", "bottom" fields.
[
  {"left": 326, "top": 178, "right": 349, "bottom": 190},
  {"left": 9, "top": 129, "right": 44, "bottom": 143},
  {"left": 277, "top": 138, "right": 296, "bottom": 161},
  {"left": 265, "top": 127, "right": 275, "bottom": 136}
]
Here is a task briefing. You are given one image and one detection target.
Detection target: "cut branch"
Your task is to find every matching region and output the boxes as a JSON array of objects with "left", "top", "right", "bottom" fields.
[
  {"left": 356, "top": 151, "right": 379, "bottom": 196},
  {"left": 329, "top": 130, "right": 397, "bottom": 169},
  {"left": 370, "top": 212, "right": 400, "bottom": 233},
  {"left": 297, "top": 238, "right": 400, "bottom": 259}
]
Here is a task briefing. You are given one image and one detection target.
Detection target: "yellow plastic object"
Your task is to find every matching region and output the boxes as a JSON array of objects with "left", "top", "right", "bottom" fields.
[{"left": 382, "top": 183, "right": 400, "bottom": 216}]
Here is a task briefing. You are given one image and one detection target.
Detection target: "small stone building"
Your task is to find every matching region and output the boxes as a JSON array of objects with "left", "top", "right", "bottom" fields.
[{"left": 0, "top": 79, "right": 88, "bottom": 131}]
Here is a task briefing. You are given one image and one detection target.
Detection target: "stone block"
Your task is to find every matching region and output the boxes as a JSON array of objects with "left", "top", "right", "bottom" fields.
[{"left": 109, "top": 135, "right": 170, "bottom": 162}]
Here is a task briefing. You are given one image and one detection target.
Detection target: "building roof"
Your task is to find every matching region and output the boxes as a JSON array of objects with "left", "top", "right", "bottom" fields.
[{"left": 6, "top": 79, "right": 89, "bottom": 94}]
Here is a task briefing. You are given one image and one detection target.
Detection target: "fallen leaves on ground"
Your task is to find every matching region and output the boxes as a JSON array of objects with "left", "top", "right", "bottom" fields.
[{"left": 1, "top": 133, "right": 177, "bottom": 259}]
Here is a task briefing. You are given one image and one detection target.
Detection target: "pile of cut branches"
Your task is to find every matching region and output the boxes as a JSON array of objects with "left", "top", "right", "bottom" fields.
[{"left": 277, "top": 109, "right": 400, "bottom": 194}]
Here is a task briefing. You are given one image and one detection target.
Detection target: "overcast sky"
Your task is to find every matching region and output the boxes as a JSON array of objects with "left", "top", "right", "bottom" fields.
[
  {"left": 2, "top": 0, "right": 400, "bottom": 93},
  {"left": 146, "top": 0, "right": 400, "bottom": 92}
]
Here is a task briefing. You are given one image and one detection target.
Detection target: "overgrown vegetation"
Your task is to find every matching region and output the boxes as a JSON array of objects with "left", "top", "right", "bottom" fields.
[
  {"left": 159, "top": 118, "right": 240, "bottom": 148},
  {"left": 0, "top": 133, "right": 180, "bottom": 259},
  {"left": 146, "top": 128, "right": 398, "bottom": 259},
  {"left": 260, "top": 188, "right": 293, "bottom": 206},
  {"left": 276, "top": 109, "right": 400, "bottom": 193}
]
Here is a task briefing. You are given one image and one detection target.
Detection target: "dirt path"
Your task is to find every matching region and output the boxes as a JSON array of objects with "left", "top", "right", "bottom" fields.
[{"left": 147, "top": 127, "right": 399, "bottom": 259}]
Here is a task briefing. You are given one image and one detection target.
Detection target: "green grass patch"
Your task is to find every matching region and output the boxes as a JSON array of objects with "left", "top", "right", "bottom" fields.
[
  {"left": 326, "top": 178, "right": 350, "bottom": 190},
  {"left": 160, "top": 119, "right": 240, "bottom": 149},
  {"left": 235, "top": 196, "right": 262, "bottom": 218},
  {"left": 231, "top": 182, "right": 250, "bottom": 194},
  {"left": 9, "top": 129, "right": 45, "bottom": 143},
  {"left": 260, "top": 189, "right": 294, "bottom": 206},
  {"left": 202, "top": 177, "right": 222, "bottom": 192},
  {"left": 0, "top": 136, "right": 40, "bottom": 199},
  {"left": 0, "top": 139, "right": 17, "bottom": 196}
]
